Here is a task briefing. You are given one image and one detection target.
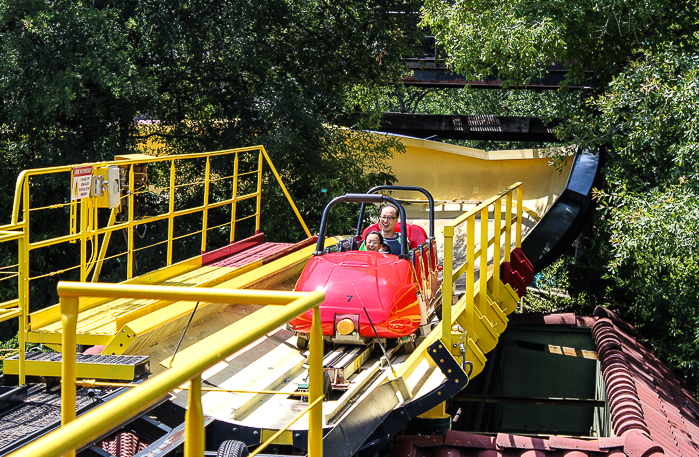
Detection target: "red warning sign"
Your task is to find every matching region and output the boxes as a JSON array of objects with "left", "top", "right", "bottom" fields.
[{"left": 71, "top": 166, "right": 93, "bottom": 200}]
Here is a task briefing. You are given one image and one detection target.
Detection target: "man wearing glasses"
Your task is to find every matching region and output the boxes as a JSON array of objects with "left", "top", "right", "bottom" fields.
[{"left": 379, "top": 204, "right": 404, "bottom": 255}]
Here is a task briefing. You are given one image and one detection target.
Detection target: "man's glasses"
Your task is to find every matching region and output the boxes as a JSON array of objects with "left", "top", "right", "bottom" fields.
[{"left": 379, "top": 216, "right": 396, "bottom": 221}]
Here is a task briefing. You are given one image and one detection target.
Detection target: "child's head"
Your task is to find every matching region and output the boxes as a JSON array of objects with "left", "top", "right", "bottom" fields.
[
  {"left": 378, "top": 243, "right": 391, "bottom": 254},
  {"left": 365, "top": 231, "right": 384, "bottom": 251}
]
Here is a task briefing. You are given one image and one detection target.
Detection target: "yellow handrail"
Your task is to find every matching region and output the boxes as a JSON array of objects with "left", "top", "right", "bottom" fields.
[
  {"left": 441, "top": 182, "right": 523, "bottom": 348},
  {"left": 8, "top": 283, "right": 325, "bottom": 457},
  {"left": 0, "top": 146, "right": 311, "bottom": 385}
]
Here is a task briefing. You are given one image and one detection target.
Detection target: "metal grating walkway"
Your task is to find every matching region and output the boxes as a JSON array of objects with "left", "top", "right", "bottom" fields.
[{"left": 0, "top": 385, "right": 108, "bottom": 454}]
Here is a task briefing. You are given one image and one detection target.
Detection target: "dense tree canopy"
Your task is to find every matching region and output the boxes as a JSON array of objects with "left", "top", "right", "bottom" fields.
[{"left": 422, "top": 0, "right": 698, "bottom": 85}]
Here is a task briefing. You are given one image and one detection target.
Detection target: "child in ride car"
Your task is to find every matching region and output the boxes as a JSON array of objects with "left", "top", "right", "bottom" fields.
[{"left": 362, "top": 231, "right": 384, "bottom": 252}]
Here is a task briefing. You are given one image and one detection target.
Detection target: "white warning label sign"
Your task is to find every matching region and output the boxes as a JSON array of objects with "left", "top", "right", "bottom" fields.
[{"left": 71, "top": 166, "right": 93, "bottom": 200}]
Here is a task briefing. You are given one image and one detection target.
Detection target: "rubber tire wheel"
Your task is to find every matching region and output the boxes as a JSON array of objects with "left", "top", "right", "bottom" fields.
[
  {"left": 305, "top": 371, "right": 332, "bottom": 402},
  {"left": 217, "top": 440, "right": 249, "bottom": 457},
  {"left": 297, "top": 335, "right": 309, "bottom": 350},
  {"left": 323, "top": 371, "right": 332, "bottom": 400}
]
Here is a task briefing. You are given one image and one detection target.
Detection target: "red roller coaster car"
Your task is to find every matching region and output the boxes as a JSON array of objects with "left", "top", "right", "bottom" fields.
[{"left": 289, "top": 186, "right": 442, "bottom": 348}]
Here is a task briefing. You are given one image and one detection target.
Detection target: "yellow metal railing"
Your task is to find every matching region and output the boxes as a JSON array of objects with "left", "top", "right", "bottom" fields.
[
  {"left": 0, "top": 146, "right": 311, "bottom": 385},
  {"left": 8, "top": 283, "right": 325, "bottom": 457},
  {"left": 441, "top": 182, "right": 523, "bottom": 348}
]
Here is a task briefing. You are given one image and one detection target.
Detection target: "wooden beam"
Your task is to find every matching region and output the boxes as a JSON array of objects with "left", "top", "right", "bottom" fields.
[{"left": 378, "top": 113, "right": 562, "bottom": 142}]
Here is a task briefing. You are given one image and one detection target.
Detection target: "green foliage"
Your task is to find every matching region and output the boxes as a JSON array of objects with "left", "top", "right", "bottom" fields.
[
  {"left": 0, "top": 336, "right": 49, "bottom": 374},
  {"left": 562, "top": 51, "right": 699, "bottom": 391},
  {"left": 421, "top": 0, "right": 698, "bottom": 85},
  {"left": 524, "top": 257, "right": 580, "bottom": 313}
]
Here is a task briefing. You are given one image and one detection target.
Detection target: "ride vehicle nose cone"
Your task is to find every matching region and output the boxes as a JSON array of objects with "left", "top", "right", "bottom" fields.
[{"left": 337, "top": 318, "right": 355, "bottom": 335}]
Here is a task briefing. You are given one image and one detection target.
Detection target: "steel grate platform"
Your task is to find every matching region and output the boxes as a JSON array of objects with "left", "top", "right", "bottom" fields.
[
  {"left": 4, "top": 352, "right": 150, "bottom": 382},
  {"left": 11, "top": 352, "right": 149, "bottom": 365},
  {"left": 0, "top": 385, "right": 111, "bottom": 455}
]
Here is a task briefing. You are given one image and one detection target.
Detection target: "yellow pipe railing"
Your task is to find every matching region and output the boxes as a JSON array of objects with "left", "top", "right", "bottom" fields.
[
  {"left": 440, "top": 183, "right": 523, "bottom": 348},
  {"left": 0, "top": 146, "right": 311, "bottom": 387},
  {"left": 8, "top": 282, "right": 325, "bottom": 457}
]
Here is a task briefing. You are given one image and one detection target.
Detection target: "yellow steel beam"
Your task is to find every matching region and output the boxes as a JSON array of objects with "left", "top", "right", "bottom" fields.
[
  {"left": 26, "top": 332, "right": 111, "bottom": 346},
  {"left": 0, "top": 299, "right": 19, "bottom": 310},
  {"left": 0, "top": 309, "right": 20, "bottom": 323},
  {"left": 0, "top": 231, "right": 24, "bottom": 242}
]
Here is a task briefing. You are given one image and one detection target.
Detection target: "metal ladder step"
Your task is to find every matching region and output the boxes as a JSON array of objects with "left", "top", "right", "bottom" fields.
[{"left": 3, "top": 352, "right": 150, "bottom": 381}]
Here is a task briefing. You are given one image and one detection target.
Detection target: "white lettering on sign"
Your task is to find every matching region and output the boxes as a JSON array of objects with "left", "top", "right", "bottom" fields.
[{"left": 71, "top": 166, "right": 93, "bottom": 200}]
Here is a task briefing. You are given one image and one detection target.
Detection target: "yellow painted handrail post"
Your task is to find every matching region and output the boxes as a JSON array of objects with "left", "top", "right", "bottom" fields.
[
  {"left": 60, "top": 295, "right": 79, "bottom": 457},
  {"left": 465, "top": 215, "right": 475, "bottom": 337},
  {"left": 493, "top": 198, "right": 502, "bottom": 302},
  {"left": 255, "top": 151, "right": 263, "bottom": 233},
  {"left": 260, "top": 148, "right": 312, "bottom": 238},
  {"left": 201, "top": 157, "right": 211, "bottom": 253},
  {"left": 184, "top": 375, "right": 205, "bottom": 457},
  {"left": 441, "top": 225, "right": 454, "bottom": 347},
  {"left": 17, "top": 178, "right": 30, "bottom": 385},
  {"left": 127, "top": 166, "right": 135, "bottom": 279},
  {"left": 516, "top": 186, "right": 523, "bottom": 249},
  {"left": 80, "top": 198, "right": 88, "bottom": 282},
  {"left": 308, "top": 306, "right": 323, "bottom": 457},
  {"left": 167, "top": 160, "right": 176, "bottom": 265},
  {"left": 230, "top": 152, "right": 239, "bottom": 243},
  {"left": 505, "top": 193, "right": 513, "bottom": 262},
  {"left": 479, "top": 207, "right": 489, "bottom": 313}
]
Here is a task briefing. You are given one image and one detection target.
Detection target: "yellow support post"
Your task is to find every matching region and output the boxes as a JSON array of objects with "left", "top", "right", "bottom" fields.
[
  {"left": 493, "top": 198, "right": 502, "bottom": 302},
  {"left": 479, "top": 207, "right": 488, "bottom": 313},
  {"left": 167, "top": 160, "right": 176, "bottom": 265},
  {"left": 516, "top": 186, "right": 523, "bottom": 248},
  {"left": 505, "top": 193, "right": 513, "bottom": 262},
  {"left": 127, "top": 166, "right": 135, "bottom": 279},
  {"left": 441, "top": 225, "right": 454, "bottom": 347},
  {"left": 60, "top": 295, "right": 79, "bottom": 457},
  {"left": 184, "top": 375, "right": 204, "bottom": 457},
  {"left": 230, "top": 153, "right": 239, "bottom": 243},
  {"left": 255, "top": 151, "right": 263, "bottom": 233},
  {"left": 308, "top": 306, "right": 323, "bottom": 457},
  {"left": 465, "top": 215, "right": 475, "bottom": 338},
  {"left": 80, "top": 198, "right": 88, "bottom": 282},
  {"left": 17, "top": 179, "right": 30, "bottom": 386},
  {"left": 201, "top": 157, "right": 211, "bottom": 253}
]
